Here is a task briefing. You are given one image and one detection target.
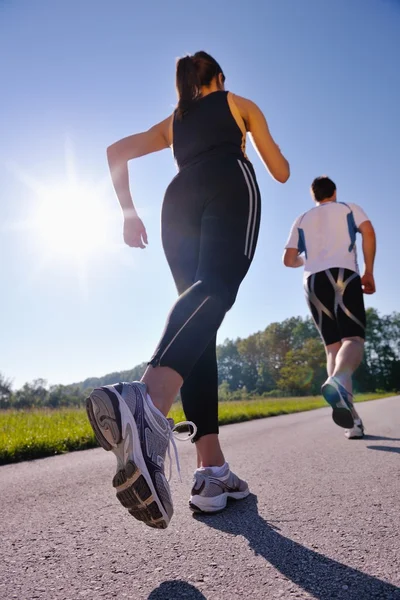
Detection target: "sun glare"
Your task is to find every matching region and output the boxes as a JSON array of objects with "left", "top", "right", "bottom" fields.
[
  {"left": 6, "top": 143, "right": 123, "bottom": 290},
  {"left": 34, "top": 183, "right": 110, "bottom": 260}
]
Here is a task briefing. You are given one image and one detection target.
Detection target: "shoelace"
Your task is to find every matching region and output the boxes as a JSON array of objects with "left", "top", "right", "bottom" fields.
[{"left": 166, "top": 419, "right": 197, "bottom": 483}]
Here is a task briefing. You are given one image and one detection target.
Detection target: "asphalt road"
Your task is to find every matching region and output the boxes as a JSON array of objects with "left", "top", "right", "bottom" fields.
[{"left": 1, "top": 396, "right": 399, "bottom": 600}]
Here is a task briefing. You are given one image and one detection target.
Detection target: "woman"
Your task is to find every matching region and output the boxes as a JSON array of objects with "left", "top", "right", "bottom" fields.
[{"left": 86, "top": 51, "right": 290, "bottom": 529}]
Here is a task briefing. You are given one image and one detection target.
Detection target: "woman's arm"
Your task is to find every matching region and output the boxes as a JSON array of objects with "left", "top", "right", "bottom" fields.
[
  {"left": 107, "top": 115, "right": 173, "bottom": 248},
  {"left": 233, "top": 95, "right": 290, "bottom": 183}
]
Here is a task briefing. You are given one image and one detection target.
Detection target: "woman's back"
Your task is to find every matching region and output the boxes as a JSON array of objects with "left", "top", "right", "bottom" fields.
[{"left": 172, "top": 91, "right": 247, "bottom": 170}]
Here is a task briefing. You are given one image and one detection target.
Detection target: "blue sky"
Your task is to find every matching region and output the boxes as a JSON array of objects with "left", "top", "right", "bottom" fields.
[{"left": 1, "top": 0, "right": 399, "bottom": 389}]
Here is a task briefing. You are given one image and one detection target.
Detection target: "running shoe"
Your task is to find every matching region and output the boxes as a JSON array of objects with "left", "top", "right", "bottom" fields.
[
  {"left": 345, "top": 418, "right": 365, "bottom": 439},
  {"left": 321, "top": 376, "right": 354, "bottom": 429},
  {"left": 86, "top": 381, "right": 179, "bottom": 529},
  {"left": 189, "top": 463, "right": 249, "bottom": 514}
]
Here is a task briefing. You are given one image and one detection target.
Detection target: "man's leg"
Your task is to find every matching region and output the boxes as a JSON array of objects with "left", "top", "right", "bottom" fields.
[
  {"left": 331, "top": 336, "right": 364, "bottom": 420},
  {"left": 332, "top": 268, "right": 366, "bottom": 421},
  {"left": 326, "top": 339, "right": 363, "bottom": 419},
  {"left": 332, "top": 336, "right": 365, "bottom": 383},
  {"left": 325, "top": 341, "right": 341, "bottom": 377},
  {"left": 324, "top": 340, "right": 359, "bottom": 422}
]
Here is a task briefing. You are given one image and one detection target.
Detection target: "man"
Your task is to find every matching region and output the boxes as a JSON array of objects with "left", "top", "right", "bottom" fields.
[{"left": 283, "top": 176, "right": 376, "bottom": 439}]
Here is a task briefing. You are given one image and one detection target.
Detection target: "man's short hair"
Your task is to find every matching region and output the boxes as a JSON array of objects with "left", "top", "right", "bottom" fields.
[{"left": 311, "top": 176, "right": 336, "bottom": 202}]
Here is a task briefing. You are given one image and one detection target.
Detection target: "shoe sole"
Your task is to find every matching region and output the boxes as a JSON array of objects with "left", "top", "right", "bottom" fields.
[
  {"left": 189, "top": 488, "right": 250, "bottom": 514},
  {"left": 86, "top": 388, "right": 170, "bottom": 529},
  {"left": 321, "top": 383, "right": 354, "bottom": 429}
]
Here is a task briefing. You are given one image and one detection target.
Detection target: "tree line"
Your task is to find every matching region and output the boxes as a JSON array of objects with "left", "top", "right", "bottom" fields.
[
  {"left": 1, "top": 308, "right": 398, "bottom": 409},
  {"left": 217, "top": 308, "right": 399, "bottom": 398}
]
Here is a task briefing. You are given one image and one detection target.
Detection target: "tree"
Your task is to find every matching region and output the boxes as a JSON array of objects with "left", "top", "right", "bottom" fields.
[
  {"left": 237, "top": 317, "right": 319, "bottom": 394},
  {"left": 278, "top": 338, "right": 326, "bottom": 395},
  {"left": 356, "top": 309, "right": 400, "bottom": 392},
  {"left": 0, "top": 373, "right": 13, "bottom": 409},
  {"left": 78, "top": 362, "right": 148, "bottom": 391},
  {"left": 48, "top": 385, "right": 85, "bottom": 408},
  {"left": 218, "top": 380, "right": 231, "bottom": 400},
  {"left": 12, "top": 379, "right": 49, "bottom": 409},
  {"left": 218, "top": 338, "right": 258, "bottom": 391}
]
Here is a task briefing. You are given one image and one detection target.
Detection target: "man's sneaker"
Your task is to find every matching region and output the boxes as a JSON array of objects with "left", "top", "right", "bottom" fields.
[
  {"left": 345, "top": 419, "right": 365, "bottom": 439},
  {"left": 321, "top": 376, "right": 354, "bottom": 429},
  {"left": 189, "top": 463, "right": 249, "bottom": 514},
  {"left": 86, "top": 381, "right": 175, "bottom": 529}
]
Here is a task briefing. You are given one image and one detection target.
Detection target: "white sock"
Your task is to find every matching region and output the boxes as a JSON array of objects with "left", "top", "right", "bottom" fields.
[
  {"left": 197, "top": 462, "right": 229, "bottom": 477},
  {"left": 211, "top": 462, "right": 229, "bottom": 477}
]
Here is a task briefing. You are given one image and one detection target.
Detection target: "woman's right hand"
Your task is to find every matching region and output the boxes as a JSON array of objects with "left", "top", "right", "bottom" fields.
[{"left": 123, "top": 214, "right": 148, "bottom": 248}]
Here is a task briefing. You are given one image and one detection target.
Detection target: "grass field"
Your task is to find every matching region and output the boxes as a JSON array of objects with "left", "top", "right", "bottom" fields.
[{"left": 0, "top": 393, "right": 392, "bottom": 465}]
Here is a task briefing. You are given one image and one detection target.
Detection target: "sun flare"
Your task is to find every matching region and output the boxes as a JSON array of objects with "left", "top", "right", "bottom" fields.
[
  {"left": 6, "top": 141, "right": 119, "bottom": 280},
  {"left": 34, "top": 182, "right": 110, "bottom": 260}
]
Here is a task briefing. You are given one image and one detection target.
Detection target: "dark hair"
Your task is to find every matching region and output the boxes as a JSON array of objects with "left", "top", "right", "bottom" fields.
[
  {"left": 176, "top": 51, "right": 225, "bottom": 119},
  {"left": 311, "top": 176, "right": 337, "bottom": 202}
]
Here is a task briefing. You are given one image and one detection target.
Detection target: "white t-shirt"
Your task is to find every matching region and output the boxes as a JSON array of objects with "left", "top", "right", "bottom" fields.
[{"left": 285, "top": 201, "right": 369, "bottom": 279}]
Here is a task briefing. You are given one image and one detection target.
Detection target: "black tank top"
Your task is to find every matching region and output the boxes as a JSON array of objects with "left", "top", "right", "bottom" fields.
[{"left": 172, "top": 91, "right": 247, "bottom": 170}]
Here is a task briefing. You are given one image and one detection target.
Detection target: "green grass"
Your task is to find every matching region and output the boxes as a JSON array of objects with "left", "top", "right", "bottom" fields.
[
  {"left": 0, "top": 408, "right": 96, "bottom": 465},
  {"left": 0, "top": 393, "right": 393, "bottom": 465},
  {"left": 168, "top": 393, "right": 393, "bottom": 425}
]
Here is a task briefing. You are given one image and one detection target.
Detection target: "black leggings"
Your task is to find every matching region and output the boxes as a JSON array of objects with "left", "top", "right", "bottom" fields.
[{"left": 149, "top": 156, "right": 261, "bottom": 441}]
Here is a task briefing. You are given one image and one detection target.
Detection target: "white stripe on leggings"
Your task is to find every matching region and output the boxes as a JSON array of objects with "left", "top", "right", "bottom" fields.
[
  {"left": 158, "top": 290, "right": 210, "bottom": 363},
  {"left": 237, "top": 160, "right": 258, "bottom": 259},
  {"left": 242, "top": 161, "right": 259, "bottom": 260}
]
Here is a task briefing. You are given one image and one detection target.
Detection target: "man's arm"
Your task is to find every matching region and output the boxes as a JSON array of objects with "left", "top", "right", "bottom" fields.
[
  {"left": 358, "top": 220, "right": 376, "bottom": 294},
  {"left": 283, "top": 216, "right": 304, "bottom": 268},
  {"left": 283, "top": 247, "right": 304, "bottom": 268}
]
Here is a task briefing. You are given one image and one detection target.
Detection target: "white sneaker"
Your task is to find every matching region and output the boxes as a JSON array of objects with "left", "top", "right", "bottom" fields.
[
  {"left": 86, "top": 381, "right": 195, "bottom": 529},
  {"left": 189, "top": 463, "right": 249, "bottom": 513},
  {"left": 345, "top": 419, "right": 365, "bottom": 439}
]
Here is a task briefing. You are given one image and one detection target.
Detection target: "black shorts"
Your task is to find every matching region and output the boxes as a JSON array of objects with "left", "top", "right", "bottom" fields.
[{"left": 304, "top": 268, "right": 366, "bottom": 346}]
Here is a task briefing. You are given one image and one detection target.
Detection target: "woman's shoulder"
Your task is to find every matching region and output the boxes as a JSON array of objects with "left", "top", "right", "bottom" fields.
[
  {"left": 228, "top": 92, "right": 255, "bottom": 107},
  {"left": 227, "top": 93, "right": 260, "bottom": 131}
]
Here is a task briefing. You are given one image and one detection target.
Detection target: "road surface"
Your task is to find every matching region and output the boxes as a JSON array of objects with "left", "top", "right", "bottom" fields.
[{"left": 1, "top": 396, "right": 399, "bottom": 600}]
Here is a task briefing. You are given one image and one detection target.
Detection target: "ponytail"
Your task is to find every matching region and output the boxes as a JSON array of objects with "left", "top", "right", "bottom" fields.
[
  {"left": 175, "top": 51, "right": 225, "bottom": 119},
  {"left": 176, "top": 56, "right": 200, "bottom": 119}
]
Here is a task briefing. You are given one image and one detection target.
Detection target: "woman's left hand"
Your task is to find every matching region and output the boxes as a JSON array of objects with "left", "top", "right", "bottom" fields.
[{"left": 123, "top": 215, "right": 148, "bottom": 248}]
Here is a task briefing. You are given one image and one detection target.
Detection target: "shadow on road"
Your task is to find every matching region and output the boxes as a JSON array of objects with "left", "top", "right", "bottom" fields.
[
  {"left": 363, "top": 435, "right": 400, "bottom": 442},
  {"left": 367, "top": 445, "right": 400, "bottom": 454},
  {"left": 194, "top": 494, "right": 400, "bottom": 600},
  {"left": 147, "top": 581, "right": 206, "bottom": 599}
]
